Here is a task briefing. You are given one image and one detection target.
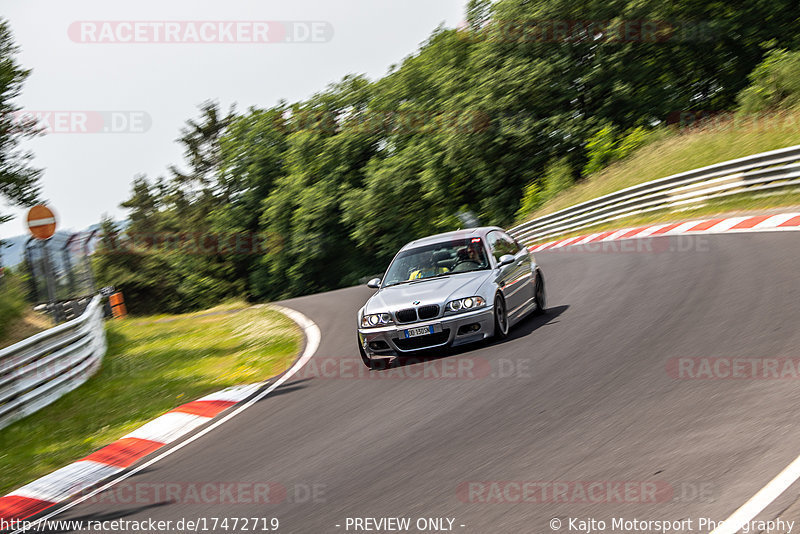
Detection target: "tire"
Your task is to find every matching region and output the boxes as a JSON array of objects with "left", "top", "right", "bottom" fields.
[
  {"left": 533, "top": 271, "right": 547, "bottom": 315},
  {"left": 358, "top": 335, "right": 374, "bottom": 369},
  {"left": 493, "top": 293, "right": 509, "bottom": 340}
]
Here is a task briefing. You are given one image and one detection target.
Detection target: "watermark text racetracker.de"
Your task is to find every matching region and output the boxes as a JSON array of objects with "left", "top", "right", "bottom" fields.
[
  {"left": 10, "top": 110, "right": 151, "bottom": 134},
  {"left": 68, "top": 21, "right": 334, "bottom": 44},
  {"left": 458, "top": 19, "right": 723, "bottom": 44},
  {"left": 538, "top": 235, "right": 710, "bottom": 254},
  {"left": 667, "top": 357, "right": 800, "bottom": 379},
  {"left": 667, "top": 109, "right": 800, "bottom": 133},
  {"left": 296, "top": 356, "right": 532, "bottom": 380},
  {"left": 457, "top": 480, "right": 713, "bottom": 504},
  {"left": 274, "top": 108, "right": 491, "bottom": 135},
  {"left": 96, "top": 231, "right": 284, "bottom": 256},
  {"left": 71, "top": 481, "right": 326, "bottom": 506}
]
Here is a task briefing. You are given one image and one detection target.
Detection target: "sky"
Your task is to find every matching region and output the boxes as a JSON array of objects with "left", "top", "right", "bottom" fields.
[{"left": 0, "top": 0, "right": 467, "bottom": 239}]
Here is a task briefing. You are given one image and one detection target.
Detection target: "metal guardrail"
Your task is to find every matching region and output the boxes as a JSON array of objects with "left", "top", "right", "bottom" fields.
[
  {"left": 0, "top": 295, "right": 106, "bottom": 430},
  {"left": 508, "top": 144, "right": 800, "bottom": 244}
]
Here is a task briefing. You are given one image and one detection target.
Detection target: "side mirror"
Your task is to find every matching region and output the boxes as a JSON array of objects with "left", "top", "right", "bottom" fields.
[
  {"left": 366, "top": 278, "right": 381, "bottom": 289},
  {"left": 497, "top": 254, "right": 516, "bottom": 268}
]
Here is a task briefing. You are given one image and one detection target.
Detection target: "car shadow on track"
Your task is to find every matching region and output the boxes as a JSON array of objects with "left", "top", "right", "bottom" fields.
[
  {"left": 501, "top": 304, "right": 569, "bottom": 344},
  {"left": 258, "top": 378, "right": 312, "bottom": 400},
  {"left": 372, "top": 304, "right": 569, "bottom": 371}
]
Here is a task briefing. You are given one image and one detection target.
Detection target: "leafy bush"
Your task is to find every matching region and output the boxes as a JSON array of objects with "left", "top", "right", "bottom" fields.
[
  {"left": 583, "top": 126, "right": 620, "bottom": 176},
  {"left": 516, "top": 180, "right": 543, "bottom": 220},
  {"left": 91, "top": 219, "right": 246, "bottom": 316},
  {"left": 517, "top": 127, "right": 663, "bottom": 220},
  {"left": 616, "top": 127, "right": 661, "bottom": 160},
  {"left": 542, "top": 157, "right": 575, "bottom": 199},
  {"left": 738, "top": 49, "right": 800, "bottom": 113},
  {"left": 583, "top": 126, "right": 664, "bottom": 176},
  {"left": 516, "top": 157, "right": 574, "bottom": 218}
]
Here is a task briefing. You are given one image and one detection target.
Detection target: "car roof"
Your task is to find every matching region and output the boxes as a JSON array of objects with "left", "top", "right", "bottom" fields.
[{"left": 399, "top": 226, "right": 504, "bottom": 251}]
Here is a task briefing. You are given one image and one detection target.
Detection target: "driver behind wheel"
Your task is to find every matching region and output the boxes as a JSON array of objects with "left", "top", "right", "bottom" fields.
[
  {"left": 452, "top": 242, "right": 485, "bottom": 271},
  {"left": 409, "top": 250, "right": 450, "bottom": 280}
]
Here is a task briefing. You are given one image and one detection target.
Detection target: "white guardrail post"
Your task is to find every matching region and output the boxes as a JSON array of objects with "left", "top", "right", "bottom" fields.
[
  {"left": 0, "top": 295, "right": 107, "bottom": 430},
  {"left": 508, "top": 144, "right": 800, "bottom": 244}
]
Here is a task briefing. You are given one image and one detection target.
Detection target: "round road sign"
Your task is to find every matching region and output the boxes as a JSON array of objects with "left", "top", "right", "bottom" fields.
[{"left": 27, "top": 204, "right": 57, "bottom": 240}]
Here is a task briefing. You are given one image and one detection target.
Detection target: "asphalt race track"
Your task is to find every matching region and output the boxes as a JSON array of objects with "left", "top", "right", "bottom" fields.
[{"left": 35, "top": 232, "right": 800, "bottom": 532}]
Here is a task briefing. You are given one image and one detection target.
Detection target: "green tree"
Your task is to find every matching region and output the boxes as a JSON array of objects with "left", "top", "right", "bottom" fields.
[
  {"left": 111, "top": 0, "right": 800, "bottom": 311},
  {"left": 111, "top": 103, "right": 248, "bottom": 312},
  {"left": 169, "top": 101, "right": 237, "bottom": 225},
  {"left": 0, "top": 19, "right": 41, "bottom": 225}
]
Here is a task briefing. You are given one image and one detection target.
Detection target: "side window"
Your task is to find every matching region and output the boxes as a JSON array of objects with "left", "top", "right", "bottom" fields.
[
  {"left": 487, "top": 231, "right": 516, "bottom": 261},
  {"left": 486, "top": 232, "right": 502, "bottom": 262},
  {"left": 501, "top": 232, "right": 522, "bottom": 253}
]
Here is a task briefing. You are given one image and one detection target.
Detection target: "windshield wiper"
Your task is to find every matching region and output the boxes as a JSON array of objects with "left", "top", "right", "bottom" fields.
[
  {"left": 408, "top": 272, "right": 454, "bottom": 284},
  {"left": 385, "top": 271, "right": 454, "bottom": 287},
  {"left": 384, "top": 280, "right": 414, "bottom": 287}
]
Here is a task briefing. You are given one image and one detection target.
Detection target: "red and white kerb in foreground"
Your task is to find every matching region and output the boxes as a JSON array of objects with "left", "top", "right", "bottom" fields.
[{"left": 0, "top": 384, "right": 261, "bottom": 522}]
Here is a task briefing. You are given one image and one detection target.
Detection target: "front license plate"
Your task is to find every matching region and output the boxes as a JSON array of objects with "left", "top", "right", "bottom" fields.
[{"left": 405, "top": 326, "right": 434, "bottom": 338}]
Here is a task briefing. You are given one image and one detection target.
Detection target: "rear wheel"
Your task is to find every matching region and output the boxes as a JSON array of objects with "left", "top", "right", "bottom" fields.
[
  {"left": 533, "top": 271, "right": 547, "bottom": 315},
  {"left": 493, "top": 293, "right": 509, "bottom": 339}
]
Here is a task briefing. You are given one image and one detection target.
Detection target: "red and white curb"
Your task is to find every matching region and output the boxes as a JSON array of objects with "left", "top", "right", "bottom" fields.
[
  {"left": 528, "top": 212, "right": 800, "bottom": 252},
  {"left": 0, "top": 305, "right": 320, "bottom": 527}
]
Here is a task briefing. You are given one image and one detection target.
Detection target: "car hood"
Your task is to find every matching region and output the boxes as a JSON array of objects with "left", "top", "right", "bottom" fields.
[{"left": 365, "top": 270, "right": 493, "bottom": 313}]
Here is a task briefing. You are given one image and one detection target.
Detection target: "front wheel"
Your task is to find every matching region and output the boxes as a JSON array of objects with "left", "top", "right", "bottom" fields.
[
  {"left": 493, "top": 293, "right": 509, "bottom": 340},
  {"left": 533, "top": 271, "right": 547, "bottom": 315}
]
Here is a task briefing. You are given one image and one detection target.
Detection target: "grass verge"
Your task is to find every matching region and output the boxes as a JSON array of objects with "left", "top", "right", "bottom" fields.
[
  {"left": 0, "top": 277, "right": 28, "bottom": 343},
  {"left": 0, "top": 302, "right": 301, "bottom": 496},
  {"left": 519, "top": 111, "right": 800, "bottom": 225},
  {"left": 0, "top": 308, "right": 52, "bottom": 350}
]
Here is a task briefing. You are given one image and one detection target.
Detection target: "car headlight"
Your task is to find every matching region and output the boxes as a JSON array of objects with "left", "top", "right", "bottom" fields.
[
  {"left": 446, "top": 296, "right": 486, "bottom": 312},
  {"left": 361, "top": 313, "right": 392, "bottom": 328}
]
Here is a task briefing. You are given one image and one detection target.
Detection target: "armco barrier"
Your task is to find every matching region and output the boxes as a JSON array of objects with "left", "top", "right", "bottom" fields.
[
  {"left": 0, "top": 295, "right": 106, "bottom": 430},
  {"left": 508, "top": 145, "right": 800, "bottom": 244}
]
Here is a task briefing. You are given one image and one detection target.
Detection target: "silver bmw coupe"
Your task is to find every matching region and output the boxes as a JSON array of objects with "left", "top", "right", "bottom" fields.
[{"left": 357, "top": 227, "right": 546, "bottom": 368}]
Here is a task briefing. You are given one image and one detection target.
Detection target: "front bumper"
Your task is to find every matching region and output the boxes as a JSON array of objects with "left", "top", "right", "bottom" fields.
[{"left": 358, "top": 307, "right": 495, "bottom": 357}]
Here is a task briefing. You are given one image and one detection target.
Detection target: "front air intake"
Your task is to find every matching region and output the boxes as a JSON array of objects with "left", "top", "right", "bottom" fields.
[
  {"left": 395, "top": 308, "right": 418, "bottom": 323},
  {"left": 417, "top": 305, "right": 440, "bottom": 320}
]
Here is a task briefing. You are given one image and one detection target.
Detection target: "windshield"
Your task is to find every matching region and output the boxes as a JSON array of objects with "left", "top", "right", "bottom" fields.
[{"left": 383, "top": 238, "right": 490, "bottom": 287}]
